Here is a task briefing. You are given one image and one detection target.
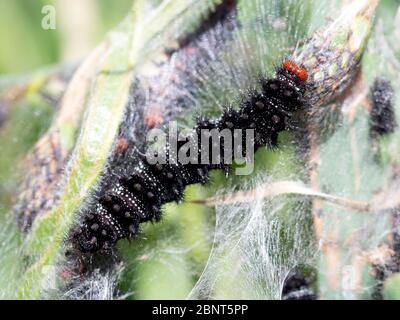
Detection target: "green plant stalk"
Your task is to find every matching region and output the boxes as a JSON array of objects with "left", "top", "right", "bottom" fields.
[{"left": 293, "top": 0, "right": 380, "bottom": 299}]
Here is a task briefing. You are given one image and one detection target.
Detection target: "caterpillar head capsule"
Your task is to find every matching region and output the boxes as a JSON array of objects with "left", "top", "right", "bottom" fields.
[
  {"left": 282, "top": 60, "right": 308, "bottom": 82},
  {"left": 260, "top": 60, "right": 308, "bottom": 114}
]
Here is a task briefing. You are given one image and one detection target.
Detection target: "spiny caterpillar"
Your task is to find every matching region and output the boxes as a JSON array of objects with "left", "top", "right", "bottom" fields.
[
  {"left": 72, "top": 61, "right": 308, "bottom": 253},
  {"left": 369, "top": 77, "right": 397, "bottom": 138}
]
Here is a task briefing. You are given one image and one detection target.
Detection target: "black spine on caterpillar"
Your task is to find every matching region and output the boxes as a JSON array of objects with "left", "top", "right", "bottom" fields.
[
  {"left": 73, "top": 61, "right": 308, "bottom": 253},
  {"left": 369, "top": 77, "right": 397, "bottom": 138}
]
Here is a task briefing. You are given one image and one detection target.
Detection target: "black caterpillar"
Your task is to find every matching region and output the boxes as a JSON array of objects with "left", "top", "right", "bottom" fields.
[
  {"left": 73, "top": 61, "right": 308, "bottom": 253},
  {"left": 369, "top": 77, "right": 397, "bottom": 138}
]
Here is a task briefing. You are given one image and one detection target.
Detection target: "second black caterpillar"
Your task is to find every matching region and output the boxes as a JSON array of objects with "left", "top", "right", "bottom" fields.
[{"left": 73, "top": 61, "right": 308, "bottom": 253}]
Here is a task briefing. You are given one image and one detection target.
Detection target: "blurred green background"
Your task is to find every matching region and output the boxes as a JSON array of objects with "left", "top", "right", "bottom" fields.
[{"left": 0, "top": 0, "right": 132, "bottom": 74}]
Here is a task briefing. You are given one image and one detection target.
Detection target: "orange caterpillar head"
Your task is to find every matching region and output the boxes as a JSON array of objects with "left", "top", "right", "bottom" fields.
[{"left": 282, "top": 60, "right": 308, "bottom": 82}]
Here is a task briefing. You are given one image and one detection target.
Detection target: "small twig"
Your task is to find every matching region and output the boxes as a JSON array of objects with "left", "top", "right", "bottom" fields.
[
  {"left": 192, "top": 179, "right": 400, "bottom": 214},
  {"left": 192, "top": 180, "right": 371, "bottom": 211}
]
